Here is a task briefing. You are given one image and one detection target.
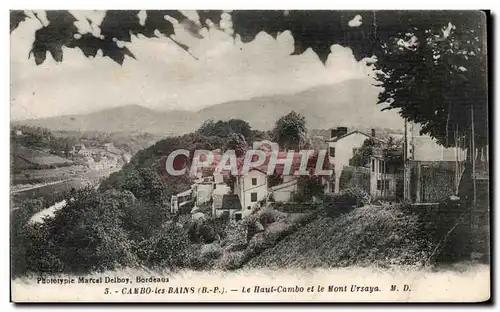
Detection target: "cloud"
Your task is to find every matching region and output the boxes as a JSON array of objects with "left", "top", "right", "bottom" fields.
[
  {"left": 348, "top": 15, "right": 363, "bottom": 28},
  {"left": 10, "top": 11, "right": 376, "bottom": 120}
]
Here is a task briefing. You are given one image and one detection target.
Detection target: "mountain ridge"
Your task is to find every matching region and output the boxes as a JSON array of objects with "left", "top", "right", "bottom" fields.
[{"left": 13, "top": 78, "right": 404, "bottom": 135}]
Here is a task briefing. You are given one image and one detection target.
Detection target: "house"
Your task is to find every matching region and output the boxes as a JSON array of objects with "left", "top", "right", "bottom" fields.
[
  {"left": 212, "top": 194, "right": 243, "bottom": 221},
  {"left": 233, "top": 168, "right": 268, "bottom": 215},
  {"left": 193, "top": 176, "right": 214, "bottom": 206},
  {"left": 269, "top": 175, "right": 298, "bottom": 202},
  {"left": 327, "top": 127, "right": 380, "bottom": 194},
  {"left": 369, "top": 147, "right": 404, "bottom": 201},
  {"left": 404, "top": 121, "right": 468, "bottom": 203},
  {"left": 171, "top": 188, "right": 194, "bottom": 214}
]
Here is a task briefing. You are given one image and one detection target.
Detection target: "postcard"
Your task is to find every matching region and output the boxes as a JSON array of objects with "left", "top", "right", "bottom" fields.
[{"left": 10, "top": 9, "right": 490, "bottom": 302}]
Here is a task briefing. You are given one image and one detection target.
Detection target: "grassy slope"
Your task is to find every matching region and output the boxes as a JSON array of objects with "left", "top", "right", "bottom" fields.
[{"left": 245, "top": 204, "right": 435, "bottom": 270}]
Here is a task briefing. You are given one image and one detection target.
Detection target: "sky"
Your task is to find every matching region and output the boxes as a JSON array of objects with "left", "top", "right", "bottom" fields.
[{"left": 10, "top": 10, "right": 379, "bottom": 120}]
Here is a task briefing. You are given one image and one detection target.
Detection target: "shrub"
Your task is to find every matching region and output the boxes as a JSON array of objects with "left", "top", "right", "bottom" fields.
[
  {"left": 136, "top": 223, "right": 190, "bottom": 270},
  {"left": 188, "top": 216, "right": 228, "bottom": 244},
  {"left": 323, "top": 186, "right": 371, "bottom": 216},
  {"left": 13, "top": 187, "right": 143, "bottom": 275}
]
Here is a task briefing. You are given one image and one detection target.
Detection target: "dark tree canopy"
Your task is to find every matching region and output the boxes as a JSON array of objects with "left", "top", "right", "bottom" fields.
[
  {"left": 273, "top": 111, "right": 307, "bottom": 151},
  {"left": 375, "top": 12, "right": 488, "bottom": 148}
]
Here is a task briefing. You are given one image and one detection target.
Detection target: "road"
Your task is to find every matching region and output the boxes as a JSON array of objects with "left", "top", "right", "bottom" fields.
[{"left": 11, "top": 179, "right": 71, "bottom": 194}]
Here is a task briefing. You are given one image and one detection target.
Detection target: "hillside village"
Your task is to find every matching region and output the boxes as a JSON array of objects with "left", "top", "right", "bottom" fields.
[
  {"left": 169, "top": 122, "right": 489, "bottom": 239},
  {"left": 11, "top": 113, "right": 489, "bottom": 276}
]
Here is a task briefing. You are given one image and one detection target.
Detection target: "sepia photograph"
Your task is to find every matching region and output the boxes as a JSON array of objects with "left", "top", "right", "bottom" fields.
[{"left": 9, "top": 9, "right": 490, "bottom": 302}]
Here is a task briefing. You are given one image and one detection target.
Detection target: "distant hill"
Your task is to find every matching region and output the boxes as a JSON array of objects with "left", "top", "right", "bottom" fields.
[{"left": 14, "top": 78, "right": 404, "bottom": 135}]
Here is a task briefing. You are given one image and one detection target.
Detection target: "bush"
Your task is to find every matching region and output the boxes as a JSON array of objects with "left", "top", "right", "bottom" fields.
[
  {"left": 12, "top": 187, "right": 143, "bottom": 275},
  {"left": 188, "top": 216, "right": 228, "bottom": 244},
  {"left": 135, "top": 223, "right": 190, "bottom": 269},
  {"left": 323, "top": 187, "right": 371, "bottom": 216}
]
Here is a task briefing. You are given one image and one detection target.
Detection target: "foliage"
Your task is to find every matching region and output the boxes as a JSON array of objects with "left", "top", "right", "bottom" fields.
[
  {"left": 196, "top": 119, "right": 252, "bottom": 141},
  {"left": 338, "top": 166, "right": 371, "bottom": 193},
  {"left": 349, "top": 138, "right": 377, "bottom": 167},
  {"left": 323, "top": 186, "right": 371, "bottom": 216},
  {"left": 294, "top": 176, "right": 325, "bottom": 202},
  {"left": 135, "top": 223, "right": 190, "bottom": 269},
  {"left": 245, "top": 203, "right": 438, "bottom": 269},
  {"left": 226, "top": 133, "right": 248, "bottom": 157},
  {"left": 188, "top": 216, "right": 228, "bottom": 244},
  {"left": 105, "top": 167, "right": 168, "bottom": 206},
  {"left": 374, "top": 11, "right": 487, "bottom": 148},
  {"left": 273, "top": 111, "right": 307, "bottom": 151},
  {"left": 11, "top": 186, "right": 192, "bottom": 276},
  {"left": 11, "top": 10, "right": 374, "bottom": 65}
]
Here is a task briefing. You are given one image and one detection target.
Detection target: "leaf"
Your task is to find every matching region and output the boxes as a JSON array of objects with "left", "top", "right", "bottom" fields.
[
  {"left": 45, "top": 10, "right": 77, "bottom": 26},
  {"left": 68, "top": 33, "right": 136, "bottom": 64},
  {"left": 197, "top": 10, "right": 223, "bottom": 28},
  {"left": 67, "top": 33, "right": 102, "bottom": 58},
  {"left": 31, "top": 47, "right": 47, "bottom": 65},
  {"left": 100, "top": 10, "right": 142, "bottom": 42},
  {"left": 101, "top": 40, "right": 136, "bottom": 65},
  {"left": 142, "top": 10, "right": 175, "bottom": 37},
  {"left": 10, "top": 10, "right": 28, "bottom": 33},
  {"left": 29, "top": 11, "right": 78, "bottom": 64},
  {"left": 48, "top": 46, "right": 63, "bottom": 62}
]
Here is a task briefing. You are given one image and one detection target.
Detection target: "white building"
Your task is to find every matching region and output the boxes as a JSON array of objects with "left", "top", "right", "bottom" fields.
[
  {"left": 269, "top": 175, "right": 298, "bottom": 202},
  {"left": 327, "top": 127, "right": 378, "bottom": 193},
  {"left": 369, "top": 148, "right": 404, "bottom": 200},
  {"left": 233, "top": 168, "right": 268, "bottom": 216}
]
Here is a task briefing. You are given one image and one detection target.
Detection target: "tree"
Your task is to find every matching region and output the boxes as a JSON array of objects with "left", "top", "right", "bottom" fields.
[
  {"left": 227, "top": 119, "right": 252, "bottom": 141},
  {"left": 226, "top": 133, "right": 248, "bottom": 157},
  {"left": 273, "top": 111, "right": 307, "bottom": 151},
  {"left": 197, "top": 119, "right": 252, "bottom": 140},
  {"left": 349, "top": 138, "right": 377, "bottom": 167},
  {"left": 38, "top": 187, "right": 138, "bottom": 274},
  {"left": 374, "top": 11, "right": 487, "bottom": 150}
]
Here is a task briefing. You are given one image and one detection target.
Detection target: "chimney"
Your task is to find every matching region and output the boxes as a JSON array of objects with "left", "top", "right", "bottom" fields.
[
  {"left": 330, "top": 128, "right": 337, "bottom": 139},
  {"left": 371, "top": 128, "right": 376, "bottom": 137},
  {"left": 337, "top": 127, "right": 348, "bottom": 137}
]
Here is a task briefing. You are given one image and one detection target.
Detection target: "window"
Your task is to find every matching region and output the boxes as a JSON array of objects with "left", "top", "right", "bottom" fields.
[
  {"left": 385, "top": 179, "right": 390, "bottom": 190},
  {"left": 378, "top": 160, "right": 383, "bottom": 173},
  {"left": 329, "top": 146, "right": 335, "bottom": 157},
  {"left": 235, "top": 213, "right": 242, "bottom": 222},
  {"left": 252, "top": 178, "right": 257, "bottom": 186},
  {"left": 377, "top": 180, "right": 382, "bottom": 190},
  {"left": 371, "top": 159, "right": 375, "bottom": 173},
  {"left": 251, "top": 192, "right": 258, "bottom": 202}
]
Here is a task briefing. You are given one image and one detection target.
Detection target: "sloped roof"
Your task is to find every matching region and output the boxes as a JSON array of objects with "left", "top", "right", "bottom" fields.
[
  {"left": 213, "top": 194, "right": 242, "bottom": 210},
  {"left": 326, "top": 130, "right": 384, "bottom": 143}
]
